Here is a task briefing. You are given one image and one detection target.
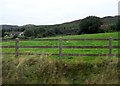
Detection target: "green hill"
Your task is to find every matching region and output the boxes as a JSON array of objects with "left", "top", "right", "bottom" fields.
[{"left": 1, "top": 15, "right": 119, "bottom": 39}]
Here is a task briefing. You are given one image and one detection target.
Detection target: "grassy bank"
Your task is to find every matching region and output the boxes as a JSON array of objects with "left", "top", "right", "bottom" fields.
[{"left": 2, "top": 55, "right": 119, "bottom": 84}]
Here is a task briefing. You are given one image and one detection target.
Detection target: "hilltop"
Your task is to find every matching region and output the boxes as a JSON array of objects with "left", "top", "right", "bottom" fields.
[
  {"left": 1, "top": 15, "right": 119, "bottom": 39},
  {"left": 1, "top": 15, "right": 118, "bottom": 30}
]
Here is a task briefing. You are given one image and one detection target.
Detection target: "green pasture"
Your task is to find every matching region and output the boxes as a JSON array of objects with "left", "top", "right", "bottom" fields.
[
  {"left": 1, "top": 32, "right": 119, "bottom": 59},
  {"left": 2, "top": 32, "right": 120, "bottom": 84}
]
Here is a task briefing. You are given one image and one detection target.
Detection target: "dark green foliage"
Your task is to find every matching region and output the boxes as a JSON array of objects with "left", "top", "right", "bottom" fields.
[
  {"left": 45, "top": 29, "right": 56, "bottom": 37},
  {"left": 12, "top": 35, "right": 18, "bottom": 39},
  {"left": 24, "top": 27, "right": 47, "bottom": 38},
  {"left": 55, "top": 27, "right": 68, "bottom": 35},
  {"left": 106, "top": 18, "right": 120, "bottom": 32},
  {"left": 1, "top": 16, "right": 119, "bottom": 39},
  {"left": 36, "top": 28, "right": 46, "bottom": 38},
  {"left": 24, "top": 28, "right": 35, "bottom": 37},
  {"left": 116, "top": 18, "right": 120, "bottom": 31},
  {"left": 1, "top": 29, "right": 5, "bottom": 37},
  {"left": 110, "top": 25, "right": 117, "bottom": 31},
  {"left": 55, "top": 28, "right": 62, "bottom": 35},
  {"left": 79, "top": 16, "right": 103, "bottom": 34},
  {"left": 19, "top": 27, "right": 25, "bottom": 32}
]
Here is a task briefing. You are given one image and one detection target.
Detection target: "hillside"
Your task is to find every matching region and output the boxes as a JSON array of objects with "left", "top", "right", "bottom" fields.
[
  {"left": 1, "top": 15, "right": 118, "bottom": 31},
  {"left": 1, "top": 15, "right": 119, "bottom": 39},
  {"left": 102, "top": 16, "right": 118, "bottom": 25},
  {"left": 1, "top": 25, "right": 19, "bottom": 31}
]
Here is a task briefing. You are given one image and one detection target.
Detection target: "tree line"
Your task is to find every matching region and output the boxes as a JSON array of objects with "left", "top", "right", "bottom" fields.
[{"left": 1, "top": 16, "right": 120, "bottom": 39}]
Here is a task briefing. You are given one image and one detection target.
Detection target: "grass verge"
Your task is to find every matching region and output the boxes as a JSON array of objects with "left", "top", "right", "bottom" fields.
[{"left": 2, "top": 55, "right": 119, "bottom": 84}]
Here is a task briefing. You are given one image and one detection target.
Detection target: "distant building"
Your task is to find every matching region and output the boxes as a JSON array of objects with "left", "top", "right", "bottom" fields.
[{"left": 10, "top": 32, "right": 24, "bottom": 37}]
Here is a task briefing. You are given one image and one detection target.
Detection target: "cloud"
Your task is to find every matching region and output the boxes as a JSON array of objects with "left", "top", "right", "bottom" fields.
[{"left": 0, "top": 0, "right": 119, "bottom": 25}]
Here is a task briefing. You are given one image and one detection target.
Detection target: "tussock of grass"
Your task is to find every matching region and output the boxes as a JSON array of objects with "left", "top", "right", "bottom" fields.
[{"left": 2, "top": 55, "right": 119, "bottom": 84}]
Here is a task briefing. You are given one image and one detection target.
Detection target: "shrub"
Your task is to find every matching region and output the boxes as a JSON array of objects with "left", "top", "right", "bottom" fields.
[{"left": 79, "top": 16, "right": 103, "bottom": 34}]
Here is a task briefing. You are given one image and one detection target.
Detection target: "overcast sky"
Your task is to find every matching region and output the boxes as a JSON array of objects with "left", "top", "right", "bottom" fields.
[{"left": 0, "top": 0, "right": 119, "bottom": 26}]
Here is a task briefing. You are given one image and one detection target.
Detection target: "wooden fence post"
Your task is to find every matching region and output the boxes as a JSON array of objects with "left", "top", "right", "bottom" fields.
[
  {"left": 59, "top": 37, "right": 62, "bottom": 59},
  {"left": 109, "top": 37, "right": 112, "bottom": 57},
  {"left": 15, "top": 38, "right": 19, "bottom": 58}
]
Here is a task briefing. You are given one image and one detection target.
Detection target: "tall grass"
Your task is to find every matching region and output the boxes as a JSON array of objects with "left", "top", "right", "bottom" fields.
[{"left": 2, "top": 55, "right": 119, "bottom": 84}]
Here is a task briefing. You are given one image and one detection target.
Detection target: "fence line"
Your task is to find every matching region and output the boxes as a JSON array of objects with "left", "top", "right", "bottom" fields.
[
  {"left": 1, "top": 53, "right": 120, "bottom": 57},
  {"left": 1, "top": 37, "right": 120, "bottom": 58},
  {"left": 2, "top": 46, "right": 120, "bottom": 48},
  {"left": 2, "top": 38, "right": 120, "bottom": 42}
]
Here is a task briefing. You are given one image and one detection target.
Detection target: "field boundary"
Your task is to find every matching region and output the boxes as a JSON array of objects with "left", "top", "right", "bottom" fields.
[{"left": 1, "top": 37, "right": 120, "bottom": 58}]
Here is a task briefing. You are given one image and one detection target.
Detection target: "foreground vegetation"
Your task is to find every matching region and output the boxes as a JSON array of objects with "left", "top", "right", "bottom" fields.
[
  {"left": 2, "top": 55, "right": 119, "bottom": 84},
  {"left": 2, "top": 32, "right": 119, "bottom": 84}
]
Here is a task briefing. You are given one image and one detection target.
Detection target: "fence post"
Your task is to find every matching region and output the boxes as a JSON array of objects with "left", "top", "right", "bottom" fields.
[
  {"left": 59, "top": 37, "right": 62, "bottom": 59},
  {"left": 15, "top": 38, "right": 19, "bottom": 58},
  {"left": 109, "top": 37, "right": 112, "bottom": 57}
]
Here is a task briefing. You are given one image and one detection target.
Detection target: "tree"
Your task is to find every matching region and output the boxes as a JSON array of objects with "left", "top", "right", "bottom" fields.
[
  {"left": 1, "top": 29, "right": 5, "bottom": 38},
  {"left": 45, "top": 29, "right": 56, "bottom": 37},
  {"left": 12, "top": 34, "right": 18, "bottom": 39},
  {"left": 116, "top": 18, "right": 120, "bottom": 31},
  {"left": 110, "top": 18, "right": 120, "bottom": 32},
  {"left": 110, "top": 24, "right": 117, "bottom": 31},
  {"left": 79, "top": 16, "right": 103, "bottom": 34},
  {"left": 24, "top": 28, "right": 35, "bottom": 37},
  {"left": 55, "top": 27, "right": 64, "bottom": 35},
  {"left": 32, "top": 27, "right": 46, "bottom": 38}
]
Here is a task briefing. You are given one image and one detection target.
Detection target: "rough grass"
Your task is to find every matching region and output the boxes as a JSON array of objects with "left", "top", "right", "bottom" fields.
[
  {"left": 2, "top": 55, "right": 119, "bottom": 84},
  {"left": 2, "top": 32, "right": 119, "bottom": 84}
]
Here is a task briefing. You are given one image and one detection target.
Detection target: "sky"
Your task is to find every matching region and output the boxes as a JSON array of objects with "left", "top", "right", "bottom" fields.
[{"left": 0, "top": 0, "right": 119, "bottom": 26}]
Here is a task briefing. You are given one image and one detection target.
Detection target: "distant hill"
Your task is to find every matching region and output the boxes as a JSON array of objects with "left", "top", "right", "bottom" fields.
[
  {"left": 102, "top": 16, "right": 118, "bottom": 25},
  {"left": 1, "top": 25, "right": 19, "bottom": 31},
  {"left": 1, "top": 15, "right": 118, "bottom": 31},
  {"left": 1, "top": 15, "right": 119, "bottom": 38}
]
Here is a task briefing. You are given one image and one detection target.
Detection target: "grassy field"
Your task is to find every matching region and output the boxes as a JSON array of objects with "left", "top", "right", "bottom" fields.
[
  {"left": 1, "top": 32, "right": 119, "bottom": 57},
  {"left": 2, "top": 32, "right": 120, "bottom": 84}
]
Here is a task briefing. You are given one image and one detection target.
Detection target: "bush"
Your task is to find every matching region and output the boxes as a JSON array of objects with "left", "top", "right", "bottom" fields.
[
  {"left": 116, "top": 19, "right": 120, "bottom": 31},
  {"left": 79, "top": 16, "right": 103, "bottom": 34},
  {"left": 24, "top": 28, "right": 35, "bottom": 37}
]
